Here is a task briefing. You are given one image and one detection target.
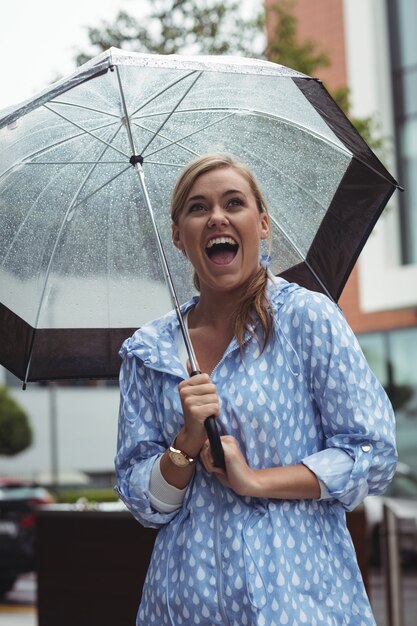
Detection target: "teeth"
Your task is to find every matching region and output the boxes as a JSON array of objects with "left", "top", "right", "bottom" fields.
[{"left": 206, "top": 236, "right": 237, "bottom": 249}]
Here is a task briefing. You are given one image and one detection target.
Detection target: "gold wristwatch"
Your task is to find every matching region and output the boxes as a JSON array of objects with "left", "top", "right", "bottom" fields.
[{"left": 168, "top": 437, "right": 196, "bottom": 468}]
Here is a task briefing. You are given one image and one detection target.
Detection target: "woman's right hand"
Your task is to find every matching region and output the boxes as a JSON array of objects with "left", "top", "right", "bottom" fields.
[{"left": 176, "top": 372, "right": 220, "bottom": 457}]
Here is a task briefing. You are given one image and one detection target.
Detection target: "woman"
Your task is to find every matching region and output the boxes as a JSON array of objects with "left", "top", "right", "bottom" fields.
[{"left": 115, "top": 153, "right": 397, "bottom": 626}]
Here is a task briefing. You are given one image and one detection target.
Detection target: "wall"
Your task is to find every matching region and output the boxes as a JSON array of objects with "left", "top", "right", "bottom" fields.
[
  {"left": 265, "top": 0, "right": 417, "bottom": 328},
  {"left": 342, "top": 0, "right": 417, "bottom": 316}
]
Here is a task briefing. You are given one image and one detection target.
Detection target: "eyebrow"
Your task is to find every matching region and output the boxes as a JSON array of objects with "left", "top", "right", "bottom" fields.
[{"left": 186, "top": 189, "right": 246, "bottom": 203}]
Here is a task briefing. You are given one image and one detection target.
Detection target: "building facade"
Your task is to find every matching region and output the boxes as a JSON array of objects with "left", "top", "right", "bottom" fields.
[{"left": 266, "top": 0, "right": 417, "bottom": 470}]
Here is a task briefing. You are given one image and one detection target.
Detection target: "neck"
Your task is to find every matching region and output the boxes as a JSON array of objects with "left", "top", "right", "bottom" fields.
[{"left": 190, "top": 288, "right": 241, "bottom": 333}]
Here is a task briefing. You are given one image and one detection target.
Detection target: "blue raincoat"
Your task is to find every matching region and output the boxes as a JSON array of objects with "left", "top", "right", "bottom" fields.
[{"left": 115, "top": 278, "right": 397, "bottom": 626}]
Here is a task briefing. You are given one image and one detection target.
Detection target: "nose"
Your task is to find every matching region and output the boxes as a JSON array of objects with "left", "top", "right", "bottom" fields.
[{"left": 207, "top": 205, "right": 229, "bottom": 228}]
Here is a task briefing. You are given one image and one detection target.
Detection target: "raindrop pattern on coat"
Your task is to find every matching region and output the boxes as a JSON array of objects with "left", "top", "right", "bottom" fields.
[{"left": 115, "top": 279, "right": 397, "bottom": 626}]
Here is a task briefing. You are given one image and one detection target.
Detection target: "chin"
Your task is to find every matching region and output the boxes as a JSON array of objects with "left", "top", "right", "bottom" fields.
[{"left": 202, "top": 273, "right": 250, "bottom": 294}]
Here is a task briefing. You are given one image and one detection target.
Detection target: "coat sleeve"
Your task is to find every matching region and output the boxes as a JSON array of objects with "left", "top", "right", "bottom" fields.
[
  {"left": 114, "top": 341, "right": 183, "bottom": 528},
  {"left": 297, "top": 292, "right": 397, "bottom": 511}
]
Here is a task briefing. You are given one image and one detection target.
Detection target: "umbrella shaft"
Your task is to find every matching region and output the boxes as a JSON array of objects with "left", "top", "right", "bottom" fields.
[{"left": 133, "top": 163, "right": 199, "bottom": 372}]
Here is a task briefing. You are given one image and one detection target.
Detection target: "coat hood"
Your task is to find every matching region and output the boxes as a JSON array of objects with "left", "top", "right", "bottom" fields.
[{"left": 119, "top": 276, "right": 303, "bottom": 375}]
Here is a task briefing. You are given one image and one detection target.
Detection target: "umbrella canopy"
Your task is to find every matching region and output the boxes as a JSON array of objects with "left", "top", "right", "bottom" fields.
[{"left": 0, "top": 48, "right": 399, "bottom": 383}]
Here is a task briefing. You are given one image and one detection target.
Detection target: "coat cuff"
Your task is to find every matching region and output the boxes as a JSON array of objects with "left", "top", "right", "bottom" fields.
[{"left": 302, "top": 448, "right": 355, "bottom": 502}]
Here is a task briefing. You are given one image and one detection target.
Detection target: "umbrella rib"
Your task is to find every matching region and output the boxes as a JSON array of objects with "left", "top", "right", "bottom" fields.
[
  {"left": 0, "top": 119, "right": 118, "bottom": 270},
  {"left": 28, "top": 167, "right": 132, "bottom": 362},
  {"left": 250, "top": 149, "right": 329, "bottom": 209},
  {"left": 43, "top": 104, "right": 130, "bottom": 160},
  {"left": 47, "top": 100, "right": 121, "bottom": 119},
  {"left": 1, "top": 126, "right": 127, "bottom": 272},
  {"left": 268, "top": 214, "right": 333, "bottom": 300},
  {"left": 27, "top": 120, "right": 121, "bottom": 162},
  {"left": 0, "top": 167, "right": 72, "bottom": 271},
  {"left": 0, "top": 120, "right": 120, "bottom": 185},
  {"left": 114, "top": 68, "right": 201, "bottom": 371},
  {"left": 23, "top": 161, "right": 127, "bottom": 165},
  {"left": 3, "top": 124, "right": 130, "bottom": 346},
  {"left": 138, "top": 72, "right": 203, "bottom": 156},
  {"left": 138, "top": 112, "right": 236, "bottom": 160},
  {"left": 61, "top": 122, "right": 126, "bottom": 220},
  {"left": 71, "top": 164, "right": 132, "bottom": 210},
  {"left": 133, "top": 160, "right": 185, "bottom": 168},
  {"left": 89, "top": 67, "right": 201, "bottom": 162},
  {"left": 115, "top": 67, "right": 137, "bottom": 156},
  {"left": 128, "top": 70, "right": 199, "bottom": 119},
  {"left": 132, "top": 121, "right": 198, "bottom": 160},
  {"left": 135, "top": 106, "right": 353, "bottom": 158}
]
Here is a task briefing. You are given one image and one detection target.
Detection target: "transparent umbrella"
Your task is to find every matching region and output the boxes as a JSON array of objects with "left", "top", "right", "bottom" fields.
[{"left": 0, "top": 48, "right": 400, "bottom": 386}]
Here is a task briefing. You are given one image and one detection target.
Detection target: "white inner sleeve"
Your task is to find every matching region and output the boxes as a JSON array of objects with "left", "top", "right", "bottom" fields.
[
  {"left": 148, "top": 311, "right": 190, "bottom": 514},
  {"left": 318, "top": 478, "right": 330, "bottom": 500},
  {"left": 149, "top": 456, "right": 188, "bottom": 513}
]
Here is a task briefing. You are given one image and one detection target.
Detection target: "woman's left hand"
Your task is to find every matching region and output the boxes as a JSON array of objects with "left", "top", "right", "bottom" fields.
[{"left": 200, "top": 435, "right": 257, "bottom": 497}]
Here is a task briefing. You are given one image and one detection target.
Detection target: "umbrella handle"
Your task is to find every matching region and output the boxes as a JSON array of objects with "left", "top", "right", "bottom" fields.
[
  {"left": 204, "top": 416, "right": 226, "bottom": 470},
  {"left": 190, "top": 370, "right": 225, "bottom": 470}
]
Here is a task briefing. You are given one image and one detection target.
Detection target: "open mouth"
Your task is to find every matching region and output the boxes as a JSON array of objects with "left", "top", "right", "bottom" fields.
[{"left": 205, "top": 236, "right": 239, "bottom": 265}]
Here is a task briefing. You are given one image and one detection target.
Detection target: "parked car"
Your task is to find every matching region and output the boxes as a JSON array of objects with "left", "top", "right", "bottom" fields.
[
  {"left": 0, "top": 479, "right": 54, "bottom": 596},
  {"left": 364, "top": 462, "right": 417, "bottom": 566}
]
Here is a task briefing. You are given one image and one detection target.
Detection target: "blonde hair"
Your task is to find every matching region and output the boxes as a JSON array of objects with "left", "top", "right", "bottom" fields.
[{"left": 171, "top": 153, "right": 273, "bottom": 351}]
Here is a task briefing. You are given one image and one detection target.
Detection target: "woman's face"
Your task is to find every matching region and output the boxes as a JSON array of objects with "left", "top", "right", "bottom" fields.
[{"left": 172, "top": 167, "right": 269, "bottom": 295}]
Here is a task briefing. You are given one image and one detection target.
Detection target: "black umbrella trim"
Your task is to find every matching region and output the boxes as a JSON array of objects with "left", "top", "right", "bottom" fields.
[
  {"left": 292, "top": 77, "right": 399, "bottom": 188},
  {"left": 0, "top": 301, "right": 135, "bottom": 383},
  {"left": 305, "top": 158, "right": 396, "bottom": 301},
  {"left": 288, "top": 76, "right": 399, "bottom": 302}
]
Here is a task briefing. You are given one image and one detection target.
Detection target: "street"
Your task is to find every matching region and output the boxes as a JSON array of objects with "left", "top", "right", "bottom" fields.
[
  {"left": 0, "top": 574, "right": 36, "bottom": 626},
  {"left": 369, "top": 569, "right": 417, "bottom": 626}
]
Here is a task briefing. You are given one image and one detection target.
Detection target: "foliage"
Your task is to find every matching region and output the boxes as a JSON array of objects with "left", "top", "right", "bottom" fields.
[
  {"left": 264, "top": 0, "right": 329, "bottom": 76},
  {"left": 56, "top": 488, "right": 119, "bottom": 504},
  {"left": 265, "top": 0, "right": 388, "bottom": 154},
  {"left": 75, "top": 0, "right": 387, "bottom": 153},
  {"left": 75, "top": 0, "right": 264, "bottom": 65},
  {"left": 331, "top": 86, "right": 390, "bottom": 159},
  {"left": 0, "top": 385, "right": 32, "bottom": 456}
]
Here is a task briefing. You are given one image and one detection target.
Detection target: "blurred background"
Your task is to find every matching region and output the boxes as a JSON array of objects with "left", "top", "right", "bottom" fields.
[{"left": 0, "top": 1, "right": 416, "bottom": 624}]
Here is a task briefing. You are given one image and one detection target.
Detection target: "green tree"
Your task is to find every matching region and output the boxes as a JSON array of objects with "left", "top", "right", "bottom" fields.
[
  {"left": 265, "top": 0, "right": 388, "bottom": 154},
  {"left": 75, "top": 0, "right": 386, "bottom": 154},
  {"left": 264, "top": 0, "right": 329, "bottom": 76},
  {"left": 75, "top": 0, "right": 265, "bottom": 65},
  {"left": 0, "top": 385, "right": 32, "bottom": 456}
]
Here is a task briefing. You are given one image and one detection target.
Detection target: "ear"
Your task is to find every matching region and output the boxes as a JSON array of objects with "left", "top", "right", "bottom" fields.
[
  {"left": 172, "top": 223, "right": 185, "bottom": 251},
  {"left": 259, "top": 212, "right": 270, "bottom": 240}
]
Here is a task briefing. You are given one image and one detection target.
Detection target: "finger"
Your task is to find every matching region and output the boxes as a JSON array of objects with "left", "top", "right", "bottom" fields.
[
  {"left": 181, "top": 395, "right": 220, "bottom": 412},
  {"left": 179, "top": 374, "right": 212, "bottom": 390},
  {"left": 200, "top": 443, "right": 213, "bottom": 472},
  {"left": 180, "top": 384, "right": 218, "bottom": 397},
  {"left": 200, "top": 441, "right": 227, "bottom": 477},
  {"left": 180, "top": 390, "right": 220, "bottom": 417}
]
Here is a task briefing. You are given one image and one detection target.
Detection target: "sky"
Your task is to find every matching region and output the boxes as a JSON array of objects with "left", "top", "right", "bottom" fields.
[
  {"left": 0, "top": 0, "right": 135, "bottom": 111},
  {"left": 0, "top": 0, "right": 261, "bottom": 112}
]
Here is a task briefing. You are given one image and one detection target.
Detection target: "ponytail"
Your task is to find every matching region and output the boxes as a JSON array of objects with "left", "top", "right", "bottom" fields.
[{"left": 234, "top": 266, "right": 272, "bottom": 352}]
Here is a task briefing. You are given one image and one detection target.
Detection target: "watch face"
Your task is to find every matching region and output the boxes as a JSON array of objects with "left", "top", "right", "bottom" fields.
[{"left": 169, "top": 449, "right": 191, "bottom": 467}]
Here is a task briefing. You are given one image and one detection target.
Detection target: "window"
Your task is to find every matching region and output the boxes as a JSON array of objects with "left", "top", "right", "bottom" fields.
[
  {"left": 359, "top": 327, "right": 417, "bottom": 473},
  {"left": 387, "top": 0, "right": 417, "bottom": 264}
]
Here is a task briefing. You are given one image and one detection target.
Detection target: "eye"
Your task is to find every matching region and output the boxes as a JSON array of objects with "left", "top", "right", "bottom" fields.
[
  {"left": 188, "top": 203, "right": 207, "bottom": 214},
  {"left": 227, "top": 197, "right": 244, "bottom": 209}
]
